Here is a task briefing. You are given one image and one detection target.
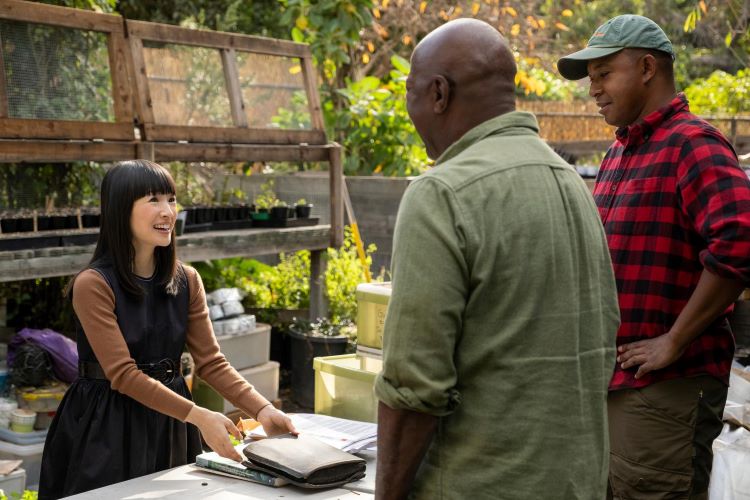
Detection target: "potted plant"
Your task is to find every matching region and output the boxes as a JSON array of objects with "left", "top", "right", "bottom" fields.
[
  {"left": 270, "top": 200, "right": 289, "bottom": 222},
  {"left": 295, "top": 198, "right": 313, "bottom": 219},
  {"left": 288, "top": 316, "right": 352, "bottom": 408},
  {"left": 81, "top": 208, "right": 100, "bottom": 228},
  {"left": 0, "top": 209, "right": 34, "bottom": 233},
  {"left": 252, "top": 180, "right": 278, "bottom": 221}
]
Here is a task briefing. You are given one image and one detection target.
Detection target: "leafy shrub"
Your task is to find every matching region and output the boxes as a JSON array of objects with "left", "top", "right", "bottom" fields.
[
  {"left": 515, "top": 57, "right": 587, "bottom": 101},
  {"left": 684, "top": 69, "right": 750, "bottom": 115},
  {"left": 325, "top": 227, "right": 377, "bottom": 323},
  {"left": 194, "top": 227, "right": 376, "bottom": 324},
  {"left": 329, "top": 55, "right": 429, "bottom": 176}
]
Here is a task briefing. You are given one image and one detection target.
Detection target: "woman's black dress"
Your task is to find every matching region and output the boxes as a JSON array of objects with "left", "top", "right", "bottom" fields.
[{"left": 39, "top": 264, "right": 202, "bottom": 499}]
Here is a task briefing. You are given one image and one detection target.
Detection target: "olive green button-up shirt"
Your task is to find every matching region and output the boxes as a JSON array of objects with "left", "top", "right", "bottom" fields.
[{"left": 374, "top": 112, "right": 620, "bottom": 499}]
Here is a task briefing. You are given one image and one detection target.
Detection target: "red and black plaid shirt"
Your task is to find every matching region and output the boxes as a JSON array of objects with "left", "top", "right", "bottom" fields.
[{"left": 594, "top": 93, "right": 750, "bottom": 391}]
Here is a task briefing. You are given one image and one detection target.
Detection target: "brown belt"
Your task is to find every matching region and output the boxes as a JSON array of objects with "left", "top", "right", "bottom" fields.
[{"left": 79, "top": 358, "right": 182, "bottom": 385}]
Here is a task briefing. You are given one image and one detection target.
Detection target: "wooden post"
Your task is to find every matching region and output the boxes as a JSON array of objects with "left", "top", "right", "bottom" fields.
[
  {"left": 301, "top": 54, "right": 324, "bottom": 131},
  {"left": 309, "top": 249, "right": 328, "bottom": 320},
  {"left": 0, "top": 31, "right": 8, "bottom": 118},
  {"left": 328, "top": 143, "right": 344, "bottom": 248},
  {"left": 136, "top": 142, "right": 155, "bottom": 161},
  {"left": 220, "top": 48, "right": 248, "bottom": 128},
  {"left": 731, "top": 117, "right": 738, "bottom": 147}
]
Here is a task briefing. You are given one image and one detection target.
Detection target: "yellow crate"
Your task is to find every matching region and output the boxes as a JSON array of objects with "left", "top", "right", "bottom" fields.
[
  {"left": 355, "top": 282, "right": 391, "bottom": 350},
  {"left": 313, "top": 354, "right": 382, "bottom": 423}
]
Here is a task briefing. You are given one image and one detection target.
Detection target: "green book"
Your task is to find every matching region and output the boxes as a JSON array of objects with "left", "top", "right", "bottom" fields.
[{"left": 194, "top": 446, "right": 289, "bottom": 487}]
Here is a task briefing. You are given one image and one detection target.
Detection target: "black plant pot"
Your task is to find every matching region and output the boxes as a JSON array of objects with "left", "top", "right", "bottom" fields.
[
  {"left": 295, "top": 204, "right": 313, "bottom": 219},
  {"left": 270, "top": 206, "right": 289, "bottom": 221},
  {"left": 65, "top": 214, "right": 79, "bottom": 229},
  {"left": 288, "top": 327, "right": 348, "bottom": 408},
  {"left": 0, "top": 218, "right": 18, "bottom": 233},
  {"left": 49, "top": 215, "right": 67, "bottom": 230},
  {"left": 81, "top": 213, "right": 100, "bottom": 228},
  {"left": 17, "top": 217, "right": 34, "bottom": 232},
  {"left": 213, "top": 206, "right": 228, "bottom": 222},
  {"left": 36, "top": 215, "right": 51, "bottom": 231},
  {"left": 238, "top": 205, "right": 251, "bottom": 220}
]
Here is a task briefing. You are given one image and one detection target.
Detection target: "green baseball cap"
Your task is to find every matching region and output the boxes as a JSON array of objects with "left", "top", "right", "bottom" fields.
[{"left": 557, "top": 14, "right": 675, "bottom": 80}]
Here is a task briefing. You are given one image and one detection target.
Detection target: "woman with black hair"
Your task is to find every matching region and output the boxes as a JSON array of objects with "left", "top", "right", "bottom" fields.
[{"left": 39, "top": 160, "right": 296, "bottom": 498}]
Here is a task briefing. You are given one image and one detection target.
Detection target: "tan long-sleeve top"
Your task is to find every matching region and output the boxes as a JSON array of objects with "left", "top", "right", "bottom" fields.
[{"left": 72, "top": 265, "right": 269, "bottom": 422}]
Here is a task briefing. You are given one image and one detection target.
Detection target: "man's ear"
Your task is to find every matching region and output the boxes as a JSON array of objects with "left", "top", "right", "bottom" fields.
[
  {"left": 640, "top": 54, "right": 657, "bottom": 84},
  {"left": 432, "top": 75, "right": 451, "bottom": 114}
]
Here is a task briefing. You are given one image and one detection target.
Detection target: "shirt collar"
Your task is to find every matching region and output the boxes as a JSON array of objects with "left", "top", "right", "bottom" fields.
[
  {"left": 615, "top": 92, "right": 689, "bottom": 147},
  {"left": 434, "top": 111, "right": 540, "bottom": 166}
]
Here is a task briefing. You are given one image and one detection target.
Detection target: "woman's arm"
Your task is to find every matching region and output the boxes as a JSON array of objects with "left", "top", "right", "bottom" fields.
[{"left": 183, "top": 266, "right": 296, "bottom": 437}]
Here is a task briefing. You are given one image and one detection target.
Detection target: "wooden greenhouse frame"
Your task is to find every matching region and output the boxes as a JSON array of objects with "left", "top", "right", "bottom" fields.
[{"left": 0, "top": 0, "right": 343, "bottom": 318}]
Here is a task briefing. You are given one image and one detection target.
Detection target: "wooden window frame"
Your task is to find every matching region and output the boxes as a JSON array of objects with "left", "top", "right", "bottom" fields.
[
  {"left": 0, "top": 0, "right": 135, "bottom": 140},
  {"left": 125, "top": 20, "right": 326, "bottom": 145}
]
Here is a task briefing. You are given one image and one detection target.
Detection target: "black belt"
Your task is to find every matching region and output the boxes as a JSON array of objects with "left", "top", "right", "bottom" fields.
[{"left": 79, "top": 359, "right": 182, "bottom": 385}]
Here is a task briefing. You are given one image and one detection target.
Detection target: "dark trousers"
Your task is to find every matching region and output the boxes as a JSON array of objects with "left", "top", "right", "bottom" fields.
[{"left": 606, "top": 376, "right": 727, "bottom": 500}]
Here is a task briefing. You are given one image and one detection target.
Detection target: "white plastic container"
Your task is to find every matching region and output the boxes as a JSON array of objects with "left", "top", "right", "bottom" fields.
[
  {"left": 0, "top": 440, "right": 44, "bottom": 488},
  {"left": 0, "top": 467, "right": 26, "bottom": 495},
  {"left": 10, "top": 409, "right": 35, "bottom": 433},
  {"left": 356, "top": 282, "right": 391, "bottom": 350},
  {"left": 223, "top": 361, "right": 279, "bottom": 413},
  {"left": 216, "top": 323, "right": 270, "bottom": 371}
]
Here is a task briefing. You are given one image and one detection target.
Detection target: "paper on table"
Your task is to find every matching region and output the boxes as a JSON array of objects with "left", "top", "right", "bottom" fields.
[{"left": 247, "top": 413, "right": 377, "bottom": 453}]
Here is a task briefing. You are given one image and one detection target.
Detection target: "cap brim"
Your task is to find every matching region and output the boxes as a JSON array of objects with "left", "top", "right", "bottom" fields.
[{"left": 557, "top": 46, "right": 624, "bottom": 80}]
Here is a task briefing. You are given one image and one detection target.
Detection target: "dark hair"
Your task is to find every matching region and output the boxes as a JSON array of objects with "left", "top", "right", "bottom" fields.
[
  {"left": 69, "top": 160, "right": 183, "bottom": 298},
  {"left": 626, "top": 48, "right": 674, "bottom": 81}
]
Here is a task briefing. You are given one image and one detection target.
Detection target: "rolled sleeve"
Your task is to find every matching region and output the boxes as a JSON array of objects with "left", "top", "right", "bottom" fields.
[
  {"left": 677, "top": 133, "right": 750, "bottom": 285},
  {"left": 374, "top": 177, "right": 468, "bottom": 417}
]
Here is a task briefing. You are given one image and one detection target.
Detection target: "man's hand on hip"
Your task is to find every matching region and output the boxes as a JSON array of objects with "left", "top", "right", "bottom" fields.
[{"left": 617, "top": 332, "right": 686, "bottom": 379}]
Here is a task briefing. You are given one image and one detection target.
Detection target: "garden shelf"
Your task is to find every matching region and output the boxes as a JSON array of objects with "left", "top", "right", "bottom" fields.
[
  {"left": 0, "top": 0, "right": 343, "bottom": 319},
  {"left": 0, "top": 225, "right": 331, "bottom": 283}
]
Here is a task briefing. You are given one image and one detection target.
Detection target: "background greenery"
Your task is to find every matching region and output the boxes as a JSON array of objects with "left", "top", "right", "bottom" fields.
[{"left": 1, "top": 0, "right": 747, "bottom": 333}]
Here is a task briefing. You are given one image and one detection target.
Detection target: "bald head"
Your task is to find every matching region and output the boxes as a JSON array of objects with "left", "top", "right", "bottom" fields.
[
  {"left": 406, "top": 19, "right": 517, "bottom": 158},
  {"left": 412, "top": 18, "right": 516, "bottom": 94}
]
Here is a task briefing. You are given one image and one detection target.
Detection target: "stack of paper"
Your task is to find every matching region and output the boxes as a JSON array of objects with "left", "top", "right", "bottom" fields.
[{"left": 247, "top": 413, "right": 378, "bottom": 453}]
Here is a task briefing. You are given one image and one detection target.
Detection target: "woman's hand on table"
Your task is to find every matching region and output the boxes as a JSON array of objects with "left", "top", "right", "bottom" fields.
[
  {"left": 257, "top": 404, "right": 298, "bottom": 437},
  {"left": 186, "top": 406, "right": 243, "bottom": 461}
]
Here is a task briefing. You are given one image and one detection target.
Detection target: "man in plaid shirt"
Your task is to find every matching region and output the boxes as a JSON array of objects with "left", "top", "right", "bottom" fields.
[{"left": 558, "top": 15, "right": 750, "bottom": 500}]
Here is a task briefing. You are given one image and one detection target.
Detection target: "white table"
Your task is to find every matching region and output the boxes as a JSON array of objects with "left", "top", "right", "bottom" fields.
[{"left": 63, "top": 451, "right": 376, "bottom": 499}]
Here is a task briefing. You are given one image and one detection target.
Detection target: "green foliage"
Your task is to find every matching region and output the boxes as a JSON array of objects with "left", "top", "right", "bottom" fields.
[
  {"left": 116, "top": 0, "right": 288, "bottom": 39},
  {"left": 253, "top": 179, "right": 279, "bottom": 210},
  {"left": 0, "top": 162, "right": 102, "bottom": 210},
  {"left": 330, "top": 55, "right": 429, "bottom": 176},
  {"left": 325, "top": 227, "right": 377, "bottom": 323},
  {"left": 684, "top": 69, "right": 750, "bottom": 115},
  {"left": 290, "top": 316, "right": 355, "bottom": 339},
  {"left": 0, "top": 489, "right": 38, "bottom": 500},
  {"left": 0, "top": 277, "right": 76, "bottom": 334},
  {"left": 515, "top": 58, "right": 587, "bottom": 101},
  {"left": 244, "top": 251, "right": 311, "bottom": 311},
  {"left": 193, "top": 227, "right": 376, "bottom": 324},
  {"left": 280, "top": 0, "right": 374, "bottom": 87},
  {"left": 192, "top": 257, "right": 265, "bottom": 292}
]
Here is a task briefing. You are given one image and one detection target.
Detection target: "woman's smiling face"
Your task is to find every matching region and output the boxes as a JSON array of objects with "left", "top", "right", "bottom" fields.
[{"left": 130, "top": 192, "right": 177, "bottom": 254}]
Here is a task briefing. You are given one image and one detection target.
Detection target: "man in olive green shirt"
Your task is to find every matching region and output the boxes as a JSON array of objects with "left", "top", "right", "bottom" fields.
[{"left": 374, "top": 19, "right": 620, "bottom": 500}]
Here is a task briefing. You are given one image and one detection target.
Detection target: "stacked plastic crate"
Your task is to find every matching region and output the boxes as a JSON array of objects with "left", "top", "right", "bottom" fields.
[
  {"left": 313, "top": 282, "right": 391, "bottom": 423},
  {"left": 192, "top": 288, "right": 279, "bottom": 414}
]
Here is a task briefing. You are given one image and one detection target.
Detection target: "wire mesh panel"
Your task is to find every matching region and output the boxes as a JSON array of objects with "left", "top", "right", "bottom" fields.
[
  {"left": 236, "top": 52, "right": 311, "bottom": 130},
  {"left": 142, "top": 41, "right": 233, "bottom": 127},
  {"left": 0, "top": 19, "right": 114, "bottom": 121}
]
